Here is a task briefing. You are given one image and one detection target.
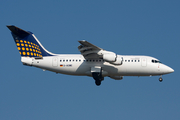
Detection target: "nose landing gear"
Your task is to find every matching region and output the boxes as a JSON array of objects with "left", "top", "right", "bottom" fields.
[{"left": 159, "top": 76, "right": 163, "bottom": 82}]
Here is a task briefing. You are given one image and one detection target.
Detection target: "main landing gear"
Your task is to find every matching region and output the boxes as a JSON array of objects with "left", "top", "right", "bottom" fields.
[
  {"left": 159, "top": 75, "right": 163, "bottom": 82},
  {"left": 92, "top": 72, "right": 104, "bottom": 86}
]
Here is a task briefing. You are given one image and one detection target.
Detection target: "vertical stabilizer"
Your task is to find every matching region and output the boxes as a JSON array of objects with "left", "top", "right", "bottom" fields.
[{"left": 7, "top": 25, "right": 55, "bottom": 57}]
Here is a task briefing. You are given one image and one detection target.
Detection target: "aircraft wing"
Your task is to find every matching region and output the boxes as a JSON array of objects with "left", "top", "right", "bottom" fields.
[
  {"left": 78, "top": 40, "right": 103, "bottom": 58},
  {"left": 78, "top": 40, "right": 123, "bottom": 66}
]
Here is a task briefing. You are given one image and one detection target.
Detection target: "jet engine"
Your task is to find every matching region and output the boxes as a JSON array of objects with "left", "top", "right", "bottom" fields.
[
  {"left": 103, "top": 53, "right": 116, "bottom": 62},
  {"left": 109, "top": 76, "right": 123, "bottom": 80},
  {"left": 102, "top": 53, "right": 123, "bottom": 65},
  {"left": 110, "top": 56, "right": 123, "bottom": 65}
]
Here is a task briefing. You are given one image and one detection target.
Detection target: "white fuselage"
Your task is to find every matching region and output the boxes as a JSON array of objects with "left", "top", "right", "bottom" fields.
[
  {"left": 7, "top": 25, "right": 174, "bottom": 85},
  {"left": 24, "top": 54, "right": 173, "bottom": 77}
]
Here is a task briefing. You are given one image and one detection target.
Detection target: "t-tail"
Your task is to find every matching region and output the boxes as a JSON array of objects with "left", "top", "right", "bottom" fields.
[{"left": 7, "top": 25, "right": 55, "bottom": 58}]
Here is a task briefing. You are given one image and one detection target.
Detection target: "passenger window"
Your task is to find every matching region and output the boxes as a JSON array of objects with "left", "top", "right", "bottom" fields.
[
  {"left": 135, "top": 60, "right": 136, "bottom": 62},
  {"left": 131, "top": 60, "right": 133, "bottom": 62},
  {"left": 60, "top": 60, "right": 62, "bottom": 62},
  {"left": 63, "top": 60, "right": 65, "bottom": 62},
  {"left": 128, "top": 60, "right": 130, "bottom": 62}
]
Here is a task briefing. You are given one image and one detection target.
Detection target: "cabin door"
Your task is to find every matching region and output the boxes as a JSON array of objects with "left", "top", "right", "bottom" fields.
[
  {"left": 141, "top": 58, "right": 147, "bottom": 67},
  {"left": 52, "top": 57, "right": 58, "bottom": 67}
]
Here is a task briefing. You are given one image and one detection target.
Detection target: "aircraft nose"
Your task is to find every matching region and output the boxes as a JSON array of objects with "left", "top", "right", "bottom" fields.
[
  {"left": 167, "top": 67, "right": 174, "bottom": 73},
  {"left": 161, "top": 65, "right": 174, "bottom": 74}
]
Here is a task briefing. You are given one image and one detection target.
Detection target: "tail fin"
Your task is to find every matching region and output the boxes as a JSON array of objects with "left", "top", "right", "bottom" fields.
[{"left": 7, "top": 25, "right": 54, "bottom": 57}]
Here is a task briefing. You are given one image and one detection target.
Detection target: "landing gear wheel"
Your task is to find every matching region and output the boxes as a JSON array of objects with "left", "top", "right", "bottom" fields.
[
  {"left": 159, "top": 77, "right": 163, "bottom": 82},
  {"left": 95, "top": 80, "right": 101, "bottom": 86},
  {"left": 92, "top": 72, "right": 103, "bottom": 86}
]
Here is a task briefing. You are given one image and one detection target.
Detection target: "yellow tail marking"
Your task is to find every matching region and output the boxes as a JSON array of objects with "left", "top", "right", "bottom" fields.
[
  {"left": 15, "top": 40, "right": 42, "bottom": 57},
  {"left": 22, "top": 47, "right": 25, "bottom": 51},
  {"left": 23, "top": 52, "right": 26, "bottom": 55}
]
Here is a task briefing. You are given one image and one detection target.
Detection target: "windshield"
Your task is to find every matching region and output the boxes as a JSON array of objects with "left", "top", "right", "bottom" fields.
[{"left": 152, "top": 59, "right": 161, "bottom": 63}]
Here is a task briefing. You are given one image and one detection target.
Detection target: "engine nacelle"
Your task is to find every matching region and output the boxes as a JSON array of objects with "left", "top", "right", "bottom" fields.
[
  {"left": 109, "top": 76, "right": 123, "bottom": 80},
  {"left": 103, "top": 53, "right": 116, "bottom": 62},
  {"left": 110, "top": 56, "right": 123, "bottom": 65}
]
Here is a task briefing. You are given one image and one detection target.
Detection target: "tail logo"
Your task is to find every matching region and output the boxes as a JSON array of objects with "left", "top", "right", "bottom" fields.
[
  {"left": 7, "top": 25, "right": 54, "bottom": 57},
  {"left": 15, "top": 39, "right": 42, "bottom": 57}
]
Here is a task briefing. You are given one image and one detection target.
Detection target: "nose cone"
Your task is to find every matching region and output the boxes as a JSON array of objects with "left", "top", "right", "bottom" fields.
[
  {"left": 168, "top": 67, "right": 174, "bottom": 73},
  {"left": 166, "top": 67, "right": 174, "bottom": 73},
  {"left": 161, "top": 64, "right": 174, "bottom": 74}
]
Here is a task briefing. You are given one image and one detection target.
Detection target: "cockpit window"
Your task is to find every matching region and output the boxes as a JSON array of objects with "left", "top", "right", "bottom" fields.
[{"left": 152, "top": 59, "right": 161, "bottom": 63}]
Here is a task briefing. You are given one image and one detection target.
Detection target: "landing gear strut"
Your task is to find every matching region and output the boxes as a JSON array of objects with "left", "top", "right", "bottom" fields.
[
  {"left": 159, "top": 76, "right": 163, "bottom": 82},
  {"left": 92, "top": 72, "right": 104, "bottom": 86}
]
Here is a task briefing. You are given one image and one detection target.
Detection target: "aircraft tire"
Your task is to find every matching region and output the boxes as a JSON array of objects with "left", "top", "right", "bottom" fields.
[
  {"left": 95, "top": 80, "right": 101, "bottom": 86},
  {"left": 159, "top": 77, "right": 163, "bottom": 82}
]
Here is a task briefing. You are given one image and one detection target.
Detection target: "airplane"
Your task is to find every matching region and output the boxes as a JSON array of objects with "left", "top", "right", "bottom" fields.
[{"left": 7, "top": 25, "right": 174, "bottom": 86}]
